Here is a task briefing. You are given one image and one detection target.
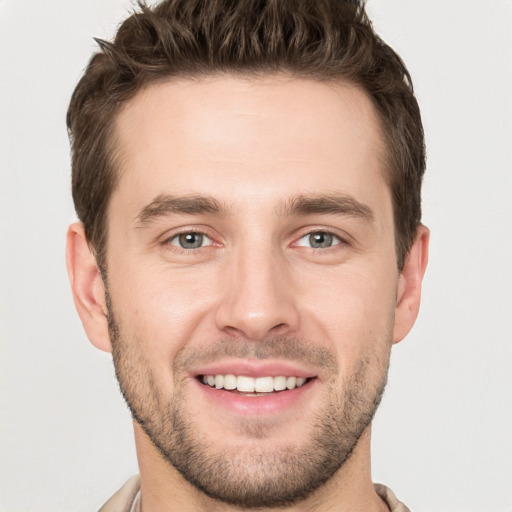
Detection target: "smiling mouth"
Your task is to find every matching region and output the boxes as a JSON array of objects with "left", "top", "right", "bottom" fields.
[{"left": 198, "top": 374, "right": 314, "bottom": 395}]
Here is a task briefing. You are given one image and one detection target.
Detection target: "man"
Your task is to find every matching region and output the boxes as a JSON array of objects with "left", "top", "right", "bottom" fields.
[{"left": 65, "top": 0, "right": 429, "bottom": 510}]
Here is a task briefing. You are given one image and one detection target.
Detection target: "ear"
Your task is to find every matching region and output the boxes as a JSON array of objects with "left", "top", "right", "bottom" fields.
[
  {"left": 66, "top": 222, "right": 112, "bottom": 353},
  {"left": 393, "top": 225, "right": 430, "bottom": 344}
]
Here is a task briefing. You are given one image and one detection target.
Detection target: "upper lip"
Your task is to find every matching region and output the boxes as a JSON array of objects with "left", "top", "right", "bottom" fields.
[{"left": 190, "top": 359, "right": 318, "bottom": 379}]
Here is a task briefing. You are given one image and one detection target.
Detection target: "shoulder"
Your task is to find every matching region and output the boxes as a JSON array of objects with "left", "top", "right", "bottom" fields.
[
  {"left": 374, "top": 483, "right": 411, "bottom": 512},
  {"left": 98, "top": 475, "right": 141, "bottom": 512}
]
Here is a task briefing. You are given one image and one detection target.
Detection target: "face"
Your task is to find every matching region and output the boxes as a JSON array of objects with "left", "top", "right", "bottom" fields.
[{"left": 103, "top": 76, "right": 401, "bottom": 507}]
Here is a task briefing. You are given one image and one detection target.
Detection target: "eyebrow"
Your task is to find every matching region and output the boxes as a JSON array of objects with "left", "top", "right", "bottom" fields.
[
  {"left": 135, "top": 191, "right": 374, "bottom": 226},
  {"left": 281, "top": 193, "right": 374, "bottom": 222},
  {"left": 135, "top": 194, "right": 227, "bottom": 225}
]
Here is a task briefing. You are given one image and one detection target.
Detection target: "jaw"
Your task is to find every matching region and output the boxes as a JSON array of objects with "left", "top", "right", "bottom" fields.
[
  {"left": 125, "top": 355, "right": 389, "bottom": 511},
  {"left": 133, "top": 417, "right": 377, "bottom": 512}
]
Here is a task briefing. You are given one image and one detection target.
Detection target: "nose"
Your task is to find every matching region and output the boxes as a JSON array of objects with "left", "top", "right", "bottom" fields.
[{"left": 215, "top": 245, "right": 300, "bottom": 340}]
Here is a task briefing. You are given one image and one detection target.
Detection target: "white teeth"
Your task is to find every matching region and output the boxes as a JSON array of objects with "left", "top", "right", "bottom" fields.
[
  {"left": 286, "top": 376, "right": 296, "bottom": 390},
  {"left": 255, "top": 376, "right": 274, "bottom": 393},
  {"left": 223, "top": 374, "right": 237, "bottom": 390},
  {"left": 237, "top": 376, "right": 255, "bottom": 392},
  {"left": 274, "top": 376, "right": 287, "bottom": 391},
  {"left": 214, "top": 375, "right": 224, "bottom": 389},
  {"left": 200, "top": 374, "right": 310, "bottom": 392}
]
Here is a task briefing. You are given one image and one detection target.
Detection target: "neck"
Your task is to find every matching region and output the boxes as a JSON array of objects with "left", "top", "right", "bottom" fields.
[{"left": 134, "top": 422, "right": 388, "bottom": 512}]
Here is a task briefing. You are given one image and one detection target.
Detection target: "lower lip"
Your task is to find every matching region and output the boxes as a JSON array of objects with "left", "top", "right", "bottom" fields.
[{"left": 194, "top": 378, "right": 317, "bottom": 416}]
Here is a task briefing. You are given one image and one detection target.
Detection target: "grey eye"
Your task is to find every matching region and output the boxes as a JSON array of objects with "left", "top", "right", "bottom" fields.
[
  {"left": 309, "top": 232, "right": 334, "bottom": 248},
  {"left": 296, "top": 231, "right": 340, "bottom": 249},
  {"left": 171, "top": 232, "right": 211, "bottom": 249}
]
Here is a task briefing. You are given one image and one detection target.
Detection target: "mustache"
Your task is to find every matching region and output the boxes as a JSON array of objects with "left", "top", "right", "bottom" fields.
[{"left": 173, "top": 336, "right": 338, "bottom": 374}]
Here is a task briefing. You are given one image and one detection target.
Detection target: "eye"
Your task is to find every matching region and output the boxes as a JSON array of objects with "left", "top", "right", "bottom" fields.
[
  {"left": 296, "top": 231, "right": 341, "bottom": 249},
  {"left": 169, "top": 232, "right": 212, "bottom": 249}
]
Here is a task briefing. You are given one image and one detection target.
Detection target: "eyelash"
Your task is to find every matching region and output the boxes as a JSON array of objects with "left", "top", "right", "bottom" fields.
[
  {"left": 160, "top": 228, "right": 349, "bottom": 254},
  {"left": 161, "top": 229, "right": 216, "bottom": 253},
  {"left": 294, "top": 231, "right": 346, "bottom": 250}
]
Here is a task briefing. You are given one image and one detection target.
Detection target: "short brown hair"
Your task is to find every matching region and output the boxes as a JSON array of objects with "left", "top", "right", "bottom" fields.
[{"left": 67, "top": 0, "right": 425, "bottom": 270}]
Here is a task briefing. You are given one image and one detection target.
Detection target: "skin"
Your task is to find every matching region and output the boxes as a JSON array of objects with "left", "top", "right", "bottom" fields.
[{"left": 67, "top": 75, "right": 429, "bottom": 511}]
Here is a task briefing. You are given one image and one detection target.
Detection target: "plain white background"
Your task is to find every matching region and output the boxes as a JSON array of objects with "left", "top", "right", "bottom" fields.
[{"left": 1, "top": 1, "right": 511, "bottom": 511}]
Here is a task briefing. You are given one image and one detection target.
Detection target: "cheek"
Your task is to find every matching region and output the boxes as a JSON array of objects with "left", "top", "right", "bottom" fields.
[
  {"left": 107, "top": 261, "right": 221, "bottom": 358},
  {"left": 297, "top": 263, "right": 397, "bottom": 362}
]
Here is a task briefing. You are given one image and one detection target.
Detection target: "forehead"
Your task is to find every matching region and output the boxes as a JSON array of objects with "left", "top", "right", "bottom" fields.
[{"left": 111, "top": 74, "right": 388, "bottom": 217}]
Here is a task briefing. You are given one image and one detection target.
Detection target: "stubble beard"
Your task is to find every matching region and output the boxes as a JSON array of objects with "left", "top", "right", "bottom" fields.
[{"left": 106, "top": 298, "right": 391, "bottom": 509}]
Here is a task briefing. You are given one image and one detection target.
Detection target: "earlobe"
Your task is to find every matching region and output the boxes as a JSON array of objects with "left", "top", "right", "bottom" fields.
[
  {"left": 66, "top": 223, "right": 112, "bottom": 353},
  {"left": 392, "top": 225, "right": 430, "bottom": 344}
]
